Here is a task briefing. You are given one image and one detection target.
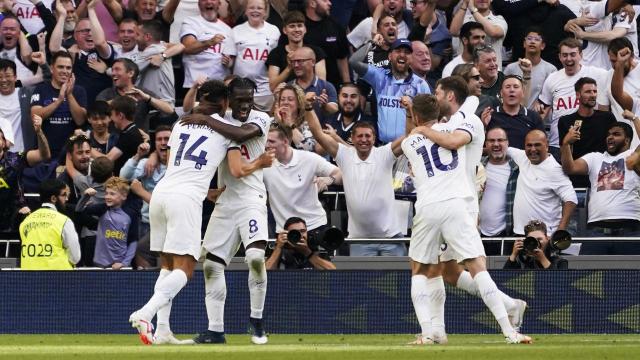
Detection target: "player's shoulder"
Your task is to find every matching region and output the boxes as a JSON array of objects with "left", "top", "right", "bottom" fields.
[{"left": 247, "top": 110, "right": 271, "bottom": 127}]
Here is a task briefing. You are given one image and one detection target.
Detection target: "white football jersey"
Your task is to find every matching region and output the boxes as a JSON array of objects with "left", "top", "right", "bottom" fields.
[
  {"left": 231, "top": 22, "right": 280, "bottom": 97},
  {"left": 402, "top": 123, "right": 473, "bottom": 208},
  {"left": 447, "top": 96, "right": 485, "bottom": 213},
  {"left": 216, "top": 109, "right": 271, "bottom": 206},
  {"left": 180, "top": 15, "right": 236, "bottom": 87},
  {"left": 539, "top": 65, "right": 608, "bottom": 147},
  {"left": 154, "top": 122, "right": 231, "bottom": 201}
]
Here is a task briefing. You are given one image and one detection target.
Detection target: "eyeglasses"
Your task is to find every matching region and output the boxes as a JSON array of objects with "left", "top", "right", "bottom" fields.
[
  {"left": 523, "top": 219, "right": 546, "bottom": 234},
  {"left": 290, "top": 58, "right": 313, "bottom": 65},
  {"left": 410, "top": 0, "right": 427, "bottom": 5},
  {"left": 525, "top": 35, "right": 542, "bottom": 42},
  {"left": 68, "top": 134, "right": 88, "bottom": 141}
]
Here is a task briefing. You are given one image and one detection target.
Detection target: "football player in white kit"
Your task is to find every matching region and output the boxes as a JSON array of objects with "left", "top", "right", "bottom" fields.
[
  {"left": 181, "top": 77, "right": 273, "bottom": 345},
  {"left": 129, "top": 80, "right": 273, "bottom": 345},
  {"left": 410, "top": 77, "right": 531, "bottom": 344}
]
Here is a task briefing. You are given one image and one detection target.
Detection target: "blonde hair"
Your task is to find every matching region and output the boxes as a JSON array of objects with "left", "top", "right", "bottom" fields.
[
  {"left": 245, "top": 0, "right": 270, "bottom": 21},
  {"left": 105, "top": 176, "right": 130, "bottom": 196},
  {"left": 276, "top": 84, "right": 306, "bottom": 127}
]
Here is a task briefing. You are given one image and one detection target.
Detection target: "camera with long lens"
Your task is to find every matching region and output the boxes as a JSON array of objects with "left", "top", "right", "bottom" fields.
[
  {"left": 523, "top": 230, "right": 572, "bottom": 253},
  {"left": 287, "top": 225, "right": 345, "bottom": 251}
]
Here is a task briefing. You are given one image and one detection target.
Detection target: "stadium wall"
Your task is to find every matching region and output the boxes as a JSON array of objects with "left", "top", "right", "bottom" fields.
[{"left": 1, "top": 270, "right": 638, "bottom": 334}]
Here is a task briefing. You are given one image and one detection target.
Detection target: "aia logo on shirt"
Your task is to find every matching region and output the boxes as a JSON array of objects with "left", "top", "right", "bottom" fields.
[
  {"left": 242, "top": 48, "right": 269, "bottom": 61},
  {"left": 209, "top": 43, "right": 222, "bottom": 53},
  {"left": 555, "top": 96, "right": 580, "bottom": 111}
]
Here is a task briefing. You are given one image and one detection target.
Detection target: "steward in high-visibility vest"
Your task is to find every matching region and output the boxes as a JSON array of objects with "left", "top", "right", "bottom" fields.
[{"left": 19, "top": 179, "right": 80, "bottom": 270}]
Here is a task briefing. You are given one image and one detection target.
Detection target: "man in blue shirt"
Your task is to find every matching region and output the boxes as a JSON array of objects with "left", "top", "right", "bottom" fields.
[{"left": 350, "top": 38, "right": 430, "bottom": 144}]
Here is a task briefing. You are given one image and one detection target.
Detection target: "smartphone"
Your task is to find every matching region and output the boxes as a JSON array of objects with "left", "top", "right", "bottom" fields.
[{"left": 574, "top": 120, "right": 582, "bottom": 132}]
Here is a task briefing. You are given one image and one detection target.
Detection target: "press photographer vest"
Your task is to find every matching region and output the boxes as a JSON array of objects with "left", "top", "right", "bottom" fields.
[{"left": 20, "top": 207, "right": 72, "bottom": 270}]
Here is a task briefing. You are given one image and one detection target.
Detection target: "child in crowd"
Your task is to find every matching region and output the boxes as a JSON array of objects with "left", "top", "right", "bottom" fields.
[
  {"left": 86, "top": 101, "right": 119, "bottom": 155},
  {"left": 93, "top": 176, "right": 135, "bottom": 269}
]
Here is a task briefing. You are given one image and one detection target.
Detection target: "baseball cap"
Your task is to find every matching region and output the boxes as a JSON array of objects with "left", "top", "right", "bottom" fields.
[{"left": 391, "top": 38, "right": 413, "bottom": 52}]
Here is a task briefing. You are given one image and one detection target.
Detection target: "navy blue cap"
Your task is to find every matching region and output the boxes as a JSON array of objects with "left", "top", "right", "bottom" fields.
[{"left": 391, "top": 38, "right": 413, "bottom": 52}]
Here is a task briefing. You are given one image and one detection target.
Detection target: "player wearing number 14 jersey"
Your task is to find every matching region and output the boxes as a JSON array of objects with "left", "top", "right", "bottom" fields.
[
  {"left": 129, "top": 80, "right": 272, "bottom": 346},
  {"left": 181, "top": 78, "right": 272, "bottom": 345}
]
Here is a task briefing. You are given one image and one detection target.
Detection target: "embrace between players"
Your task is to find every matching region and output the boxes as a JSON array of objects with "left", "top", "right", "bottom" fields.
[{"left": 127, "top": 75, "right": 532, "bottom": 346}]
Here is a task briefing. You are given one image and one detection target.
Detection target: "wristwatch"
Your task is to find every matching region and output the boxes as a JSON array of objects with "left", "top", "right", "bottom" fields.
[
  {"left": 161, "top": 52, "right": 168, "bottom": 60},
  {"left": 471, "top": 7, "right": 479, "bottom": 13}
]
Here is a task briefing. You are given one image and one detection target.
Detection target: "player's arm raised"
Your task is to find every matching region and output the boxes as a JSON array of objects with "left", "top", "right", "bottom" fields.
[
  {"left": 304, "top": 92, "right": 339, "bottom": 158},
  {"left": 227, "top": 149, "right": 275, "bottom": 178}
]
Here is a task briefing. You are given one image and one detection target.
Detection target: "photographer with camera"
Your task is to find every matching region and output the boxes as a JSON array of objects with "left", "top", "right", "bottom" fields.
[
  {"left": 504, "top": 219, "right": 569, "bottom": 269},
  {"left": 266, "top": 217, "right": 337, "bottom": 270}
]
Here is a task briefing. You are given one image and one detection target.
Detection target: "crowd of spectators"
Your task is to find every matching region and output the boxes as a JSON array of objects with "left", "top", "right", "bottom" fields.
[{"left": 3, "top": 0, "right": 640, "bottom": 270}]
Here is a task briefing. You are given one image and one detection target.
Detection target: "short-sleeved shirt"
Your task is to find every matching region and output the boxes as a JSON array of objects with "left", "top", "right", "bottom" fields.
[
  {"left": 488, "top": 106, "right": 544, "bottom": 149},
  {"left": 335, "top": 143, "right": 401, "bottom": 238},
  {"left": 508, "top": 147, "right": 577, "bottom": 234},
  {"left": 216, "top": 109, "right": 272, "bottom": 207},
  {"left": 265, "top": 43, "right": 326, "bottom": 84},
  {"left": 362, "top": 66, "right": 431, "bottom": 143},
  {"left": 503, "top": 59, "right": 557, "bottom": 108},
  {"left": 154, "top": 121, "right": 231, "bottom": 202},
  {"left": 30, "top": 82, "right": 88, "bottom": 157},
  {"left": 538, "top": 65, "right": 608, "bottom": 147},
  {"left": 93, "top": 206, "right": 132, "bottom": 267},
  {"left": 231, "top": 21, "right": 280, "bottom": 97},
  {"left": 263, "top": 149, "right": 337, "bottom": 231},
  {"left": 582, "top": 149, "right": 640, "bottom": 223},
  {"left": 290, "top": 76, "right": 337, "bottom": 126},
  {"left": 303, "top": 15, "right": 350, "bottom": 87},
  {"left": 73, "top": 44, "right": 116, "bottom": 105},
  {"left": 180, "top": 15, "right": 235, "bottom": 87},
  {"left": 113, "top": 123, "right": 144, "bottom": 175}
]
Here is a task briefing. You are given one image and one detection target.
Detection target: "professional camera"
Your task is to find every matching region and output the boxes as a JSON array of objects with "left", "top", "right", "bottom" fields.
[
  {"left": 523, "top": 230, "right": 572, "bottom": 252},
  {"left": 287, "top": 225, "right": 345, "bottom": 251}
]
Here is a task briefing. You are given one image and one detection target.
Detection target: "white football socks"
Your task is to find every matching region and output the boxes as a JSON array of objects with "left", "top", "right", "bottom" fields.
[
  {"left": 457, "top": 270, "right": 517, "bottom": 313},
  {"left": 425, "top": 276, "right": 446, "bottom": 336},
  {"left": 474, "top": 271, "right": 515, "bottom": 336},
  {"left": 138, "top": 269, "right": 188, "bottom": 321},
  {"left": 154, "top": 269, "right": 172, "bottom": 335},
  {"left": 411, "top": 275, "right": 431, "bottom": 336},
  {"left": 204, "top": 259, "right": 226, "bottom": 332},
  {"left": 245, "top": 248, "right": 267, "bottom": 319}
]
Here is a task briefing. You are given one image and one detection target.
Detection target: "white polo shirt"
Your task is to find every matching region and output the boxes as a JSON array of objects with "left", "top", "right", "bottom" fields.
[
  {"left": 263, "top": 149, "right": 337, "bottom": 232},
  {"left": 508, "top": 147, "right": 577, "bottom": 234},
  {"left": 335, "top": 143, "right": 402, "bottom": 238}
]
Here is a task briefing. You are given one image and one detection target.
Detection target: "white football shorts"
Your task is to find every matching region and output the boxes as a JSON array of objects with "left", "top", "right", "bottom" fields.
[{"left": 149, "top": 193, "right": 203, "bottom": 261}]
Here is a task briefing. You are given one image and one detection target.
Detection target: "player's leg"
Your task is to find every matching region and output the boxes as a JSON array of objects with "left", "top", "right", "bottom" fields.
[
  {"left": 154, "top": 254, "right": 173, "bottom": 339},
  {"left": 408, "top": 204, "right": 447, "bottom": 345},
  {"left": 196, "top": 208, "right": 237, "bottom": 344},
  {"left": 441, "top": 260, "right": 526, "bottom": 331},
  {"left": 241, "top": 207, "right": 269, "bottom": 345}
]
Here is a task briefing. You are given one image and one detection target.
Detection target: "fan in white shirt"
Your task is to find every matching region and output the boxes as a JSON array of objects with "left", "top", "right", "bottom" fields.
[
  {"left": 535, "top": 38, "right": 608, "bottom": 148},
  {"left": 180, "top": 0, "right": 235, "bottom": 88}
]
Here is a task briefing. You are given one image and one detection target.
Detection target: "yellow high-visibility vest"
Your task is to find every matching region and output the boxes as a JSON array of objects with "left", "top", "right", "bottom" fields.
[{"left": 19, "top": 207, "right": 73, "bottom": 270}]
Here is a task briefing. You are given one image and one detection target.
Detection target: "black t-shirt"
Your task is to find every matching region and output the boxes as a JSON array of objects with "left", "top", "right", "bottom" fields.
[
  {"left": 303, "top": 16, "right": 350, "bottom": 87},
  {"left": 96, "top": 87, "right": 157, "bottom": 132},
  {"left": 73, "top": 44, "right": 116, "bottom": 106},
  {"left": 123, "top": 10, "right": 172, "bottom": 41},
  {"left": 113, "top": 122, "right": 144, "bottom": 174},
  {"left": 326, "top": 110, "right": 372, "bottom": 145},
  {"left": 265, "top": 44, "right": 326, "bottom": 83},
  {"left": 30, "top": 82, "right": 88, "bottom": 158},
  {"left": 558, "top": 110, "right": 617, "bottom": 187}
]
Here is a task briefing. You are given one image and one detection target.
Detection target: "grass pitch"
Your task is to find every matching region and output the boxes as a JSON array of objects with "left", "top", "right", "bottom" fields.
[{"left": 0, "top": 334, "right": 637, "bottom": 360}]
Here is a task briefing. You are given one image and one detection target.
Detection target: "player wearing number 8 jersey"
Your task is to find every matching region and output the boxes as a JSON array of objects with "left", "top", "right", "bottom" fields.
[
  {"left": 181, "top": 77, "right": 273, "bottom": 345},
  {"left": 129, "top": 80, "right": 272, "bottom": 346}
]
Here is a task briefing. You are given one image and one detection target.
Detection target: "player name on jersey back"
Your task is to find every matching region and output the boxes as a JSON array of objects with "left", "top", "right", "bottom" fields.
[
  {"left": 154, "top": 122, "right": 231, "bottom": 201},
  {"left": 401, "top": 124, "right": 473, "bottom": 208}
]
